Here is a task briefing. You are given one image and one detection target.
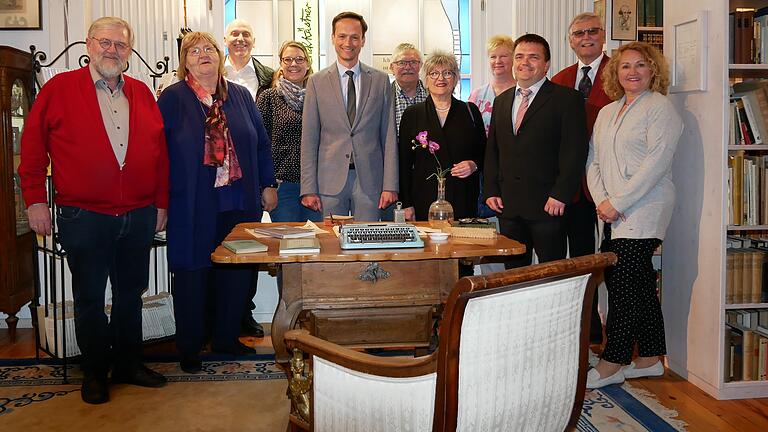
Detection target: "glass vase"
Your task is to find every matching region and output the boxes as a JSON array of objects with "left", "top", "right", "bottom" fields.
[{"left": 428, "top": 177, "right": 454, "bottom": 229}]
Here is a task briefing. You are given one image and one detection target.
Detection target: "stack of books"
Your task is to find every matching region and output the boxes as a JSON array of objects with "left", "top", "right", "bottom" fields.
[{"left": 725, "top": 309, "right": 768, "bottom": 382}]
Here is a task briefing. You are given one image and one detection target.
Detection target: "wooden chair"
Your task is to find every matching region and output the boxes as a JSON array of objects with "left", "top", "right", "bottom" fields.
[{"left": 284, "top": 253, "right": 617, "bottom": 432}]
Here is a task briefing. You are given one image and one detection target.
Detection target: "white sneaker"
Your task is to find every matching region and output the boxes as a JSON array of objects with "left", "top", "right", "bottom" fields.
[
  {"left": 586, "top": 367, "right": 625, "bottom": 389},
  {"left": 623, "top": 360, "right": 665, "bottom": 379}
]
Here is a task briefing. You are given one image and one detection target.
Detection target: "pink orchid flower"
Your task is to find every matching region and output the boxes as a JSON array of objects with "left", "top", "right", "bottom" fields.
[
  {"left": 416, "top": 131, "right": 429, "bottom": 145},
  {"left": 427, "top": 141, "right": 440, "bottom": 154}
]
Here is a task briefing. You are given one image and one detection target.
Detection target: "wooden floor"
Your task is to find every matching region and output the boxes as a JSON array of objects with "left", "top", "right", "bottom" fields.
[{"left": 2, "top": 327, "right": 768, "bottom": 431}]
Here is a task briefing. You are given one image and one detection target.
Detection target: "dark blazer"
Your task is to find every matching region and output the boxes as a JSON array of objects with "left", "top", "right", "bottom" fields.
[
  {"left": 398, "top": 96, "right": 486, "bottom": 219},
  {"left": 483, "top": 79, "right": 588, "bottom": 220},
  {"left": 551, "top": 55, "right": 612, "bottom": 203},
  {"left": 551, "top": 55, "right": 612, "bottom": 136},
  {"left": 158, "top": 81, "right": 276, "bottom": 271}
]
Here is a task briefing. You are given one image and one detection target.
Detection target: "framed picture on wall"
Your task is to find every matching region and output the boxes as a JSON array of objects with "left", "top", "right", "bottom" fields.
[
  {"left": 0, "top": 0, "right": 42, "bottom": 30},
  {"left": 611, "top": 0, "right": 637, "bottom": 41},
  {"left": 594, "top": 0, "right": 606, "bottom": 27}
]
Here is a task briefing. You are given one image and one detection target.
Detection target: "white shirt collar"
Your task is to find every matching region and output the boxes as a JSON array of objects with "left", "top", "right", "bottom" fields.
[
  {"left": 337, "top": 61, "right": 362, "bottom": 78},
  {"left": 577, "top": 53, "right": 604, "bottom": 76},
  {"left": 518, "top": 76, "right": 547, "bottom": 97}
]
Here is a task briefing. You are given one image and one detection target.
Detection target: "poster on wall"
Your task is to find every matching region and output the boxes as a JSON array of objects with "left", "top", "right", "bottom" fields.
[
  {"left": 611, "top": 0, "right": 637, "bottom": 41},
  {"left": 0, "top": 0, "right": 41, "bottom": 30},
  {"left": 294, "top": 0, "right": 319, "bottom": 70},
  {"left": 594, "top": 0, "right": 605, "bottom": 27}
]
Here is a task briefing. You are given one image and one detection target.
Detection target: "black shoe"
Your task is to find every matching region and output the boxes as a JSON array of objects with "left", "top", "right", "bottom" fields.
[
  {"left": 112, "top": 364, "right": 167, "bottom": 388},
  {"left": 81, "top": 374, "right": 109, "bottom": 405},
  {"left": 180, "top": 355, "right": 203, "bottom": 374},
  {"left": 241, "top": 316, "right": 265, "bottom": 338},
  {"left": 212, "top": 340, "right": 257, "bottom": 355}
]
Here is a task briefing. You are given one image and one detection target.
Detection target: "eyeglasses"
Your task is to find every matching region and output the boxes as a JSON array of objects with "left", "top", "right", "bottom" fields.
[
  {"left": 427, "top": 70, "right": 455, "bottom": 79},
  {"left": 570, "top": 27, "right": 603, "bottom": 38},
  {"left": 281, "top": 56, "right": 307, "bottom": 65},
  {"left": 188, "top": 46, "right": 217, "bottom": 57},
  {"left": 91, "top": 37, "right": 130, "bottom": 53},
  {"left": 393, "top": 60, "right": 420, "bottom": 68}
]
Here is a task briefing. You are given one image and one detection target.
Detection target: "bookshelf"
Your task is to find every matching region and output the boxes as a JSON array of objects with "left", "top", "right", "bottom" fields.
[{"left": 663, "top": 0, "right": 768, "bottom": 399}]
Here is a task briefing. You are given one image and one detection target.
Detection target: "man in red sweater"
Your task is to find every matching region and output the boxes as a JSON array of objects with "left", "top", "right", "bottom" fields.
[
  {"left": 551, "top": 12, "right": 613, "bottom": 346},
  {"left": 19, "top": 17, "right": 169, "bottom": 404}
]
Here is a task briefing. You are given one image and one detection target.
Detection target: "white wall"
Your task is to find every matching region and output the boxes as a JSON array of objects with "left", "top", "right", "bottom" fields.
[{"left": 662, "top": 1, "right": 726, "bottom": 392}]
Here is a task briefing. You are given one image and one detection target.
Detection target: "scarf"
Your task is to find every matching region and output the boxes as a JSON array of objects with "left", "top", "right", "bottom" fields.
[
  {"left": 276, "top": 76, "right": 305, "bottom": 112},
  {"left": 185, "top": 73, "right": 242, "bottom": 187}
]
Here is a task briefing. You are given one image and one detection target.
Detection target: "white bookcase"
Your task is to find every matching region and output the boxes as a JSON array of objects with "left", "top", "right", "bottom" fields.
[{"left": 663, "top": 0, "right": 768, "bottom": 399}]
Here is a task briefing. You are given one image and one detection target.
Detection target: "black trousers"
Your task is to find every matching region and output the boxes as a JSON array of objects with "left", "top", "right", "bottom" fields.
[
  {"left": 498, "top": 215, "right": 567, "bottom": 268},
  {"left": 600, "top": 237, "right": 665, "bottom": 365},
  {"left": 172, "top": 210, "right": 255, "bottom": 356},
  {"left": 565, "top": 198, "right": 601, "bottom": 343},
  {"left": 56, "top": 205, "right": 156, "bottom": 376}
]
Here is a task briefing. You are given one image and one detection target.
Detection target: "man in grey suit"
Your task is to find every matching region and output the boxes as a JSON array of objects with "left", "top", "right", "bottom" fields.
[{"left": 300, "top": 11, "right": 398, "bottom": 221}]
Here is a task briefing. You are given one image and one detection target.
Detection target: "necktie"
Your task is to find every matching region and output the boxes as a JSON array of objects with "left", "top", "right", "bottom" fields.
[
  {"left": 346, "top": 70, "right": 356, "bottom": 126},
  {"left": 514, "top": 88, "right": 531, "bottom": 134},
  {"left": 578, "top": 66, "right": 592, "bottom": 100}
]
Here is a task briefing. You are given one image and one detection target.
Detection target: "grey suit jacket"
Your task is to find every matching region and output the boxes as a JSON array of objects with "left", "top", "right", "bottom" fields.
[{"left": 300, "top": 62, "right": 398, "bottom": 197}]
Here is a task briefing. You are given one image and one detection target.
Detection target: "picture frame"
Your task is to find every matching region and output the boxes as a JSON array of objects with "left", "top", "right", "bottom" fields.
[
  {"left": 593, "top": 0, "right": 606, "bottom": 28},
  {"left": 611, "top": 0, "right": 637, "bottom": 41},
  {"left": 0, "top": 0, "right": 42, "bottom": 30},
  {"left": 670, "top": 11, "right": 708, "bottom": 93}
]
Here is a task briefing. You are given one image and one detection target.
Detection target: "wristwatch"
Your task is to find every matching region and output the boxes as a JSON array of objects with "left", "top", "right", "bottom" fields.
[{"left": 262, "top": 182, "right": 279, "bottom": 189}]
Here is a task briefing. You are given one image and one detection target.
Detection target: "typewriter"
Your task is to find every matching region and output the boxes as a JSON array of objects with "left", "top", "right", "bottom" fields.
[{"left": 339, "top": 223, "right": 425, "bottom": 250}]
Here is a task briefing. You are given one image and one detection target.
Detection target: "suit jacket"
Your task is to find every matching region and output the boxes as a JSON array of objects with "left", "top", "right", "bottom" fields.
[
  {"left": 398, "top": 96, "right": 486, "bottom": 219},
  {"left": 551, "top": 54, "right": 612, "bottom": 136},
  {"left": 301, "top": 62, "right": 398, "bottom": 197},
  {"left": 483, "top": 79, "right": 588, "bottom": 220},
  {"left": 551, "top": 55, "right": 612, "bottom": 203},
  {"left": 251, "top": 57, "right": 275, "bottom": 98}
]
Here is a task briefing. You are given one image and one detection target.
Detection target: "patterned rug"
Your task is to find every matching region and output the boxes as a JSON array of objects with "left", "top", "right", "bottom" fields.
[{"left": 0, "top": 359, "right": 686, "bottom": 431}]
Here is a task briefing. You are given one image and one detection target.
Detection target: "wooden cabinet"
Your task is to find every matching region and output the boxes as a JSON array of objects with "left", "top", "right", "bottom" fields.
[{"left": 0, "top": 46, "right": 36, "bottom": 343}]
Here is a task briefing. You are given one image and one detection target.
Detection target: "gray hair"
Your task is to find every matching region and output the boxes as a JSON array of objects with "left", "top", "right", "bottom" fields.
[
  {"left": 421, "top": 50, "right": 459, "bottom": 82},
  {"left": 392, "top": 42, "right": 422, "bottom": 62},
  {"left": 88, "top": 16, "right": 134, "bottom": 48},
  {"left": 569, "top": 12, "right": 602, "bottom": 31}
]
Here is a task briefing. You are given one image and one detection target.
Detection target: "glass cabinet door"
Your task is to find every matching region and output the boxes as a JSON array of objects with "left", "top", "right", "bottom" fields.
[{"left": 11, "top": 78, "right": 30, "bottom": 236}]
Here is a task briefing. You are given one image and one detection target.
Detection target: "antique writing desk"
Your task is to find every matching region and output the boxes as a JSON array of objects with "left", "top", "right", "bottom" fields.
[{"left": 211, "top": 222, "right": 525, "bottom": 363}]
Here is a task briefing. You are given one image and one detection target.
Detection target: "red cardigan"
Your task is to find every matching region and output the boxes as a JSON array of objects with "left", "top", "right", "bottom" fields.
[
  {"left": 552, "top": 55, "right": 613, "bottom": 202},
  {"left": 19, "top": 66, "right": 169, "bottom": 215}
]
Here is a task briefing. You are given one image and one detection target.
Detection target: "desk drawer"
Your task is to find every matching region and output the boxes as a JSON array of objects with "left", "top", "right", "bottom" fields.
[
  {"left": 298, "top": 260, "right": 456, "bottom": 307},
  {"left": 309, "top": 306, "right": 433, "bottom": 347}
]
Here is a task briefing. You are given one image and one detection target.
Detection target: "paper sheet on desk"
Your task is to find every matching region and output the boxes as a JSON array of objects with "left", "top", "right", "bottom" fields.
[
  {"left": 246, "top": 221, "right": 330, "bottom": 238},
  {"left": 416, "top": 227, "right": 442, "bottom": 236},
  {"left": 300, "top": 220, "right": 330, "bottom": 234}
]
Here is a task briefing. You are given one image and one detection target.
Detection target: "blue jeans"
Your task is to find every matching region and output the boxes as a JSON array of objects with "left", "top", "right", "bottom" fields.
[
  {"left": 269, "top": 181, "right": 322, "bottom": 222},
  {"left": 56, "top": 205, "right": 157, "bottom": 375}
]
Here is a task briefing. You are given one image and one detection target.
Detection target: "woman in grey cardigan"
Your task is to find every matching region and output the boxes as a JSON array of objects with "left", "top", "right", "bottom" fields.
[{"left": 585, "top": 42, "right": 682, "bottom": 389}]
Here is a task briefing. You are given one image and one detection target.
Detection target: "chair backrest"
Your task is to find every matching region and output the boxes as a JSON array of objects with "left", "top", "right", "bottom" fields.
[{"left": 432, "top": 253, "right": 616, "bottom": 432}]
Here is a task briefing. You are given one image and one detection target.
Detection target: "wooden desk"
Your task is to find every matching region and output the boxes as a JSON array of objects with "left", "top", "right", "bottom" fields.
[{"left": 212, "top": 222, "right": 525, "bottom": 363}]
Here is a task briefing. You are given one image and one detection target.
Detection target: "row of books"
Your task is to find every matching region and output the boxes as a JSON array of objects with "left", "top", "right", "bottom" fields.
[
  {"left": 729, "top": 81, "right": 768, "bottom": 146},
  {"left": 637, "top": 0, "right": 663, "bottom": 28},
  {"left": 730, "top": 8, "right": 768, "bottom": 64},
  {"left": 724, "top": 309, "right": 768, "bottom": 382},
  {"left": 726, "top": 153, "right": 768, "bottom": 226},
  {"left": 726, "top": 248, "right": 768, "bottom": 304}
]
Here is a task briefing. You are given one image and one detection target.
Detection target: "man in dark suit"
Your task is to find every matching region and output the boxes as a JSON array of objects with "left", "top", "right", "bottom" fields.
[
  {"left": 484, "top": 33, "right": 588, "bottom": 268},
  {"left": 552, "top": 12, "right": 613, "bottom": 345}
]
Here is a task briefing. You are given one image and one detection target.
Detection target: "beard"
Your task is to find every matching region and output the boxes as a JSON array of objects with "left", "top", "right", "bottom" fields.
[{"left": 92, "top": 54, "right": 127, "bottom": 80}]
